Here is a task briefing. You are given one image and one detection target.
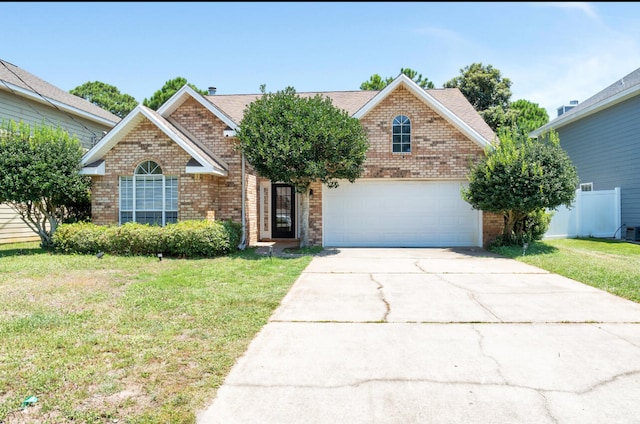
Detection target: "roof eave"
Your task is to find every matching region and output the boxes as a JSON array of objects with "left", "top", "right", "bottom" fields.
[
  {"left": 0, "top": 81, "right": 119, "bottom": 127},
  {"left": 530, "top": 83, "right": 640, "bottom": 138},
  {"left": 353, "top": 74, "right": 492, "bottom": 149}
]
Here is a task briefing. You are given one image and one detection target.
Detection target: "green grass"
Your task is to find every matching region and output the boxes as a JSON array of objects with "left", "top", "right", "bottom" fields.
[
  {"left": 491, "top": 237, "right": 640, "bottom": 303},
  {"left": 0, "top": 242, "right": 315, "bottom": 423}
]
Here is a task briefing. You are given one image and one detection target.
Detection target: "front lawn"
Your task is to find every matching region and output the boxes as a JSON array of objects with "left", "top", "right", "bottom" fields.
[
  {"left": 0, "top": 242, "right": 314, "bottom": 423},
  {"left": 491, "top": 237, "right": 640, "bottom": 303}
]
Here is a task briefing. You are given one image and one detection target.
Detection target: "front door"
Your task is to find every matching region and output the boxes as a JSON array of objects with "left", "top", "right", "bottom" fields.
[{"left": 271, "top": 183, "right": 295, "bottom": 238}]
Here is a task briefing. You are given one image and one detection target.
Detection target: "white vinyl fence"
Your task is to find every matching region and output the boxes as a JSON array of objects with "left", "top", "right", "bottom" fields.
[{"left": 544, "top": 188, "right": 621, "bottom": 239}]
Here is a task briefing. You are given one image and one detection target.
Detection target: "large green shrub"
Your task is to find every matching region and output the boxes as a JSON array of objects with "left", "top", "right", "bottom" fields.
[{"left": 53, "top": 220, "right": 242, "bottom": 258}]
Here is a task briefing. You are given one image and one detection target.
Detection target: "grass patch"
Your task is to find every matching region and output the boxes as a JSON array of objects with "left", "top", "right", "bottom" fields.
[
  {"left": 491, "top": 237, "right": 640, "bottom": 303},
  {"left": 0, "top": 242, "right": 315, "bottom": 423}
]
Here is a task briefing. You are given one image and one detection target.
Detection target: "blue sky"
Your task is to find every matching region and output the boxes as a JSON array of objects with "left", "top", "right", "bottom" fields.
[{"left": 2, "top": 2, "right": 639, "bottom": 119}]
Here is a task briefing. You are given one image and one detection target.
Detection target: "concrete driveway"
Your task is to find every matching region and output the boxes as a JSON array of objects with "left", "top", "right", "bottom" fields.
[{"left": 198, "top": 248, "right": 640, "bottom": 424}]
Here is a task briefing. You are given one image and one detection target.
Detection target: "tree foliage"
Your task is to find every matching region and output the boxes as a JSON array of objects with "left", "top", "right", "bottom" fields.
[
  {"left": 236, "top": 86, "right": 369, "bottom": 246},
  {"left": 0, "top": 120, "right": 91, "bottom": 248},
  {"left": 360, "top": 67, "right": 435, "bottom": 90},
  {"left": 70, "top": 81, "right": 138, "bottom": 119},
  {"left": 506, "top": 99, "right": 549, "bottom": 137},
  {"left": 461, "top": 129, "right": 578, "bottom": 244},
  {"left": 143, "top": 77, "right": 208, "bottom": 110},
  {"left": 444, "top": 63, "right": 512, "bottom": 131}
]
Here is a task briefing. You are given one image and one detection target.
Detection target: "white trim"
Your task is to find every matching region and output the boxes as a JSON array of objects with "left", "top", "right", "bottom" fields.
[
  {"left": 353, "top": 74, "right": 491, "bottom": 150},
  {"left": 80, "top": 105, "right": 227, "bottom": 176},
  {"left": 0, "top": 81, "right": 119, "bottom": 127},
  {"left": 157, "top": 85, "right": 238, "bottom": 130},
  {"left": 224, "top": 129, "right": 237, "bottom": 137},
  {"left": 530, "top": 83, "right": 640, "bottom": 137},
  {"left": 260, "top": 181, "right": 271, "bottom": 240},
  {"left": 79, "top": 160, "right": 105, "bottom": 175}
]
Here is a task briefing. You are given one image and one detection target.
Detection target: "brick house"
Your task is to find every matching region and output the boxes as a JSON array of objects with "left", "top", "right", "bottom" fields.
[{"left": 80, "top": 74, "right": 502, "bottom": 248}]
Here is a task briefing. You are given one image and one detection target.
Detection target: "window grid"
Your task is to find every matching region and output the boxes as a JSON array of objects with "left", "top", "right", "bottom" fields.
[
  {"left": 392, "top": 115, "right": 411, "bottom": 153},
  {"left": 119, "top": 161, "right": 177, "bottom": 226}
]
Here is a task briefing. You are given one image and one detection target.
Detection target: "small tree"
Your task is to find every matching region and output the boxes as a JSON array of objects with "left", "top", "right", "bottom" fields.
[
  {"left": 461, "top": 129, "right": 578, "bottom": 244},
  {"left": 0, "top": 120, "right": 91, "bottom": 248},
  {"left": 236, "top": 86, "right": 369, "bottom": 247},
  {"left": 143, "top": 77, "right": 208, "bottom": 110}
]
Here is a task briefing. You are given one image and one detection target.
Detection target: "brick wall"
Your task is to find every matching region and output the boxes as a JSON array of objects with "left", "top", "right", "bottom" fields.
[
  {"left": 91, "top": 118, "right": 218, "bottom": 225},
  {"left": 482, "top": 212, "right": 505, "bottom": 248},
  {"left": 306, "top": 85, "right": 488, "bottom": 246}
]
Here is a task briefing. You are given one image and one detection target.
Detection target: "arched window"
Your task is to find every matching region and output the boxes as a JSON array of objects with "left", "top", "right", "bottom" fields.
[
  {"left": 119, "top": 160, "right": 178, "bottom": 225},
  {"left": 392, "top": 115, "right": 411, "bottom": 153}
]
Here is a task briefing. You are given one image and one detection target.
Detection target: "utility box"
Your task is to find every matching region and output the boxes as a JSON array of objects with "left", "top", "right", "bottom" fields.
[{"left": 626, "top": 226, "right": 640, "bottom": 241}]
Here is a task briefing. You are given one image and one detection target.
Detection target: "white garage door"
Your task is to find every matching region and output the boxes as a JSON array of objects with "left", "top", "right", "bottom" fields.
[{"left": 323, "top": 180, "right": 481, "bottom": 247}]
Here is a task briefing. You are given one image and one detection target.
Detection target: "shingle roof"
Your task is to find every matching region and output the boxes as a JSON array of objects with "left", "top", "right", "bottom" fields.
[
  {"left": 206, "top": 87, "right": 495, "bottom": 143},
  {"left": 530, "top": 66, "right": 640, "bottom": 137},
  {"left": 206, "top": 90, "right": 379, "bottom": 124},
  {"left": 0, "top": 59, "right": 120, "bottom": 124},
  {"left": 555, "top": 66, "right": 640, "bottom": 120}
]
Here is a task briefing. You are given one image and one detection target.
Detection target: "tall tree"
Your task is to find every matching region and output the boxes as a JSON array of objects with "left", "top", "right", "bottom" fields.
[
  {"left": 444, "top": 63, "right": 512, "bottom": 131},
  {"left": 143, "top": 77, "right": 208, "bottom": 110},
  {"left": 0, "top": 120, "right": 91, "bottom": 248},
  {"left": 360, "top": 68, "right": 435, "bottom": 90},
  {"left": 507, "top": 99, "right": 549, "bottom": 137},
  {"left": 461, "top": 129, "right": 578, "bottom": 244},
  {"left": 70, "top": 81, "right": 138, "bottom": 119},
  {"left": 236, "top": 87, "right": 369, "bottom": 247}
]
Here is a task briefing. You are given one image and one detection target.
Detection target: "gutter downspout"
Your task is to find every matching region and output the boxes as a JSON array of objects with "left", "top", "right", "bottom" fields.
[{"left": 238, "top": 152, "right": 247, "bottom": 250}]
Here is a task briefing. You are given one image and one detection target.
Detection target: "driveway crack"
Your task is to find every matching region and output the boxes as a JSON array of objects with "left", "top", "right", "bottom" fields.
[{"left": 370, "top": 274, "right": 390, "bottom": 322}]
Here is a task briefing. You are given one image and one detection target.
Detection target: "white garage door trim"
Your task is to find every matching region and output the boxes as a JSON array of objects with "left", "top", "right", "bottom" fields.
[{"left": 322, "top": 179, "right": 482, "bottom": 247}]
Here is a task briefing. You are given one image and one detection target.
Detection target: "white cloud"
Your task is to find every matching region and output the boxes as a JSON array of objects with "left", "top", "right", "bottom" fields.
[{"left": 532, "top": 2, "right": 599, "bottom": 19}]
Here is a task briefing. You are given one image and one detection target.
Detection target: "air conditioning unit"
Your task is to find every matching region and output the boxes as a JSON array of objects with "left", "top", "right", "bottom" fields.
[{"left": 626, "top": 226, "right": 640, "bottom": 241}]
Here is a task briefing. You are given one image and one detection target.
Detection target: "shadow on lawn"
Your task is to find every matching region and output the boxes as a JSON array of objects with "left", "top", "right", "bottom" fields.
[
  {"left": 0, "top": 246, "right": 48, "bottom": 258},
  {"left": 490, "top": 241, "right": 559, "bottom": 259}
]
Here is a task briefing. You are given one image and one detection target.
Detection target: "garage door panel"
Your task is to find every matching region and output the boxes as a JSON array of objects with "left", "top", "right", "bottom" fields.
[{"left": 323, "top": 180, "right": 480, "bottom": 247}]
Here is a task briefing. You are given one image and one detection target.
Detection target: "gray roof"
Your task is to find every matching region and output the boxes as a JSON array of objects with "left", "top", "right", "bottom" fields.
[
  {"left": 0, "top": 59, "right": 120, "bottom": 125},
  {"left": 531, "top": 66, "right": 640, "bottom": 137},
  {"left": 558, "top": 67, "right": 640, "bottom": 119},
  {"left": 207, "top": 87, "right": 495, "bottom": 144}
]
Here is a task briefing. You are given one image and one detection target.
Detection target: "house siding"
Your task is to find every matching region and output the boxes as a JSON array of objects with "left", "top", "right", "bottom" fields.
[
  {"left": 0, "top": 90, "right": 111, "bottom": 149},
  {"left": 556, "top": 95, "right": 640, "bottom": 226}
]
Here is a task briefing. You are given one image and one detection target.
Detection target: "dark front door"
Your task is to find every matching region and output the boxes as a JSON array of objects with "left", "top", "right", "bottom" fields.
[{"left": 271, "top": 183, "right": 295, "bottom": 238}]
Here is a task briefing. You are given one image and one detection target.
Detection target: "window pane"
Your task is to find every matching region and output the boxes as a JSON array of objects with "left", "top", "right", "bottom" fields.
[
  {"left": 136, "top": 212, "right": 163, "bottom": 226},
  {"left": 165, "top": 177, "right": 178, "bottom": 211},
  {"left": 120, "top": 211, "right": 133, "bottom": 224},
  {"left": 119, "top": 177, "right": 133, "bottom": 210},
  {"left": 166, "top": 211, "right": 178, "bottom": 224},
  {"left": 392, "top": 115, "right": 411, "bottom": 153},
  {"left": 136, "top": 177, "right": 163, "bottom": 210}
]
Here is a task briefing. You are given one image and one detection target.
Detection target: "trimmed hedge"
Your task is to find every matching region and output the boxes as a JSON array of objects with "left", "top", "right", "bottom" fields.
[{"left": 53, "top": 220, "right": 243, "bottom": 258}]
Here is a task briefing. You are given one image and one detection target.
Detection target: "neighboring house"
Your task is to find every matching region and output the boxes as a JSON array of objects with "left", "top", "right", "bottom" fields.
[
  {"left": 0, "top": 59, "right": 120, "bottom": 243},
  {"left": 80, "top": 74, "right": 502, "bottom": 248},
  {"left": 530, "top": 66, "right": 640, "bottom": 234}
]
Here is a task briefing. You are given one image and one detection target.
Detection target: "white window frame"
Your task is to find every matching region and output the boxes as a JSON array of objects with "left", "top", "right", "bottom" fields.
[
  {"left": 392, "top": 115, "right": 411, "bottom": 153},
  {"left": 119, "top": 160, "right": 178, "bottom": 226}
]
